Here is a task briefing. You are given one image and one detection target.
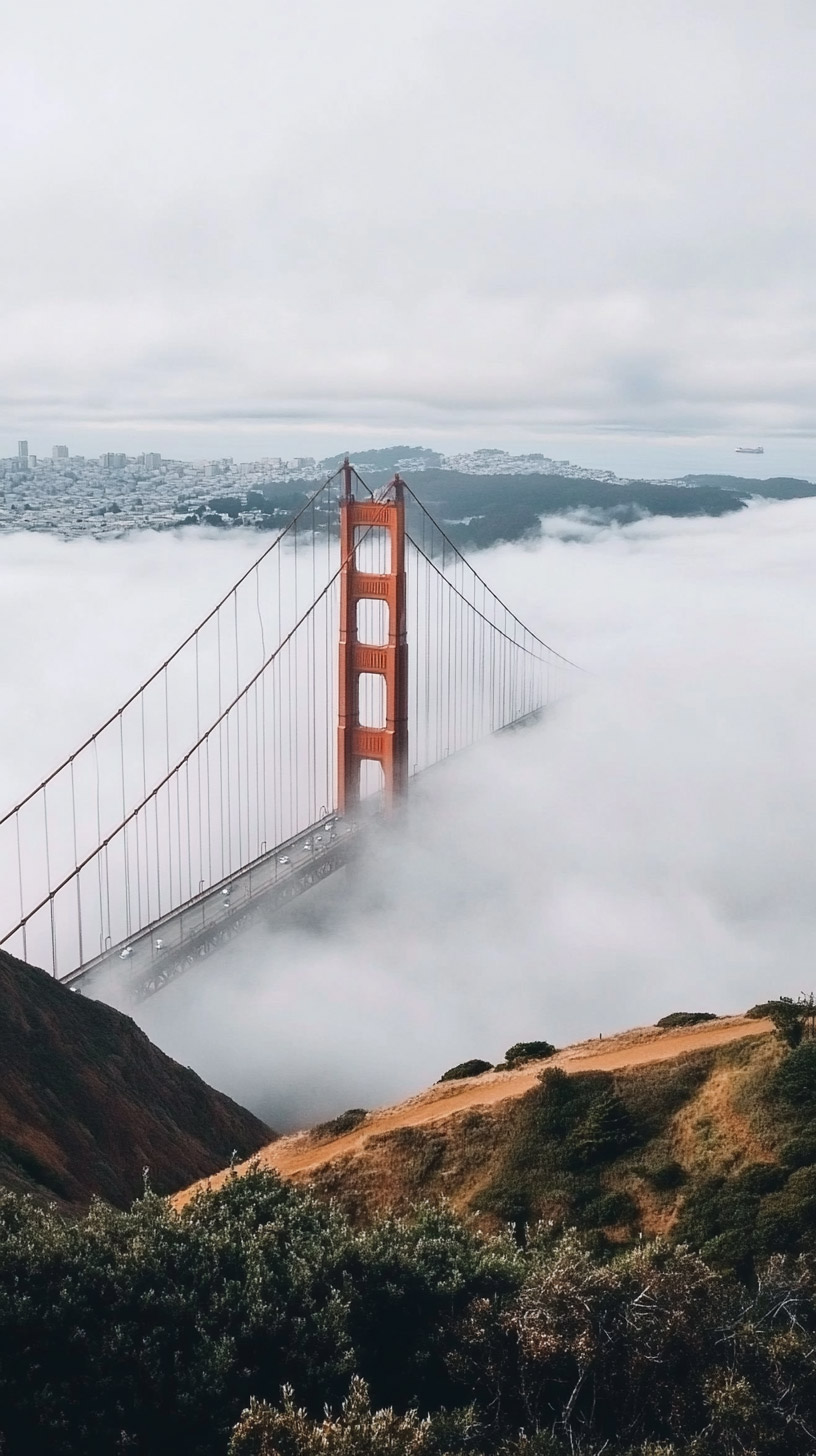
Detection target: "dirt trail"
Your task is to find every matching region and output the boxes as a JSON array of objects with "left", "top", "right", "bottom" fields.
[{"left": 173, "top": 1015, "right": 772, "bottom": 1208}]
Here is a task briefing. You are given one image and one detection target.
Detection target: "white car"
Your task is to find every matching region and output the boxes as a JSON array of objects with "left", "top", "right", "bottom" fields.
[
  {"left": 119, "top": 946, "right": 132, "bottom": 959},
  {"left": 279, "top": 855, "right": 290, "bottom": 866}
]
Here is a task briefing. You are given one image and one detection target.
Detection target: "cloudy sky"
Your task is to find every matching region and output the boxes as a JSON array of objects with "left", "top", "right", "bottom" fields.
[{"left": 3, "top": 0, "right": 816, "bottom": 466}]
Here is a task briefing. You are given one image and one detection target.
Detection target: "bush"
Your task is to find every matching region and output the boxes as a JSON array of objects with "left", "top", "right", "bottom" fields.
[
  {"left": 312, "top": 1109, "right": 369, "bottom": 1140},
  {"left": 438, "top": 1060, "right": 493, "bottom": 1083},
  {"left": 0, "top": 1169, "right": 356, "bottom": 1455},
  {"left": 755, "top": 1165, "right": 816, "bottom": 1255},
  {"left": 7, "top": 1171, "right": 816, "bottom": 1456},
  {"left": 229, "top": 1376, "right": 449, "bottom": 1456},
  {"left": 655, "top": 1012, "right": 717, "bottom": 1029},
  {"left": 676, "top": 1163, "right": 788, "bottom": 1270},
  {"left": 506, "top": 1235, "right": 740, "bottom": 1446},
  {"left": 646, "top": 1161, "right": 686, "bottom": 1191},
  {"left": 504, "top": 1041, "right": 556, "bottom": 1067},
  {"left": 345, "top": 1203, "right": 520, "bottom": 1411},
  {"left": 747, "top": 996, "right": 812, "bottom": 1047},
  {"left": 576, "top": 1190, "right": 638, "bottom": 1228},
  {"left": 774, "top": 1042, "right": 816, "bottom": 1107},
  {"left": 474, "top": 1069, "right": 642, "bottom": 1233},
  {"left": 781, "top": 1135, "right": 816, "bottom": 1169}
]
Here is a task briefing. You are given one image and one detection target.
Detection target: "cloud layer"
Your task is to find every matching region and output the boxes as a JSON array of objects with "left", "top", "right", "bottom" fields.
[
  {"left": 3, "top": 1, "right": 816, "bottom": 454},
  {"left": 3, "top": 502, "right": 816, "bottom": 1125}
]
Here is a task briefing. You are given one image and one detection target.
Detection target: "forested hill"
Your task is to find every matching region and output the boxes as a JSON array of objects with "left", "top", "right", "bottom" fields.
[
  {"left": 0, "top": 949, "right": 273, "bottom": 1209},
  {"left": 400, "top": 471, "right": 745, "bottom": 548},
  {"left": 255, "top": 468, "right": 816, "bottom": 550},
  {"left": 683, "top": 474, "right": 816, "bottom": 499}
]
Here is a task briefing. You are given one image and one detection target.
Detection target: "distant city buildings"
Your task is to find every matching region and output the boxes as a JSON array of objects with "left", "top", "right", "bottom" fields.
[{"left": 0, "top": 444, "right": 646, "bottom": 541}]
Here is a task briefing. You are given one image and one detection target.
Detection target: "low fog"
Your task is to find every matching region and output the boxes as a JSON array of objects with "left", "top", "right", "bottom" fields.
[{"left": 4, "top": 501, "right": 816, "bottom": 1128}]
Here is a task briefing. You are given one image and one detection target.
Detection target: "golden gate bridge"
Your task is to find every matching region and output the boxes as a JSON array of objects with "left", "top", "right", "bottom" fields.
[{"left": 0, "top": 461, "right": 580, "bottom": 1001}]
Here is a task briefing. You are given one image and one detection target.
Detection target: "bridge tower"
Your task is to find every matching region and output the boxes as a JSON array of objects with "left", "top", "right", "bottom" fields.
[{"left": 337, "top": 459, "right": 408, "bottom": 812}]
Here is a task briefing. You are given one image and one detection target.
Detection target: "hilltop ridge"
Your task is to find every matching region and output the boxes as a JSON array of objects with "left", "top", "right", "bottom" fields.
[{"left": 176, "top": 1014, "right": 781, "bottom": 1235}]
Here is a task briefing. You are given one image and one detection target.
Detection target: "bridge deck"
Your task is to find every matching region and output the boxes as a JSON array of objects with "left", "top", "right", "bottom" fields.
[{"left": 64, "top": 814, "right": 358, "bottom": 1001}]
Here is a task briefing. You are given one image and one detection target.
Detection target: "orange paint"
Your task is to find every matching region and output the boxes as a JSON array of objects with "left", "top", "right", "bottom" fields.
[{"left": 338, "top": 463, "right": 408, "bottom": 811}]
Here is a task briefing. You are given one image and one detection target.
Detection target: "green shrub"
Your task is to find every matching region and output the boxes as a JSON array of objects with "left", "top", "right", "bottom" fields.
[
  {"left": 504, "top": 1041, "right": 556, "bottom": 1067},
  {"left": 774, "top": 1042, "right": 816, "bottom": 1107},
  {"left": 676, "top": 1163, "right": 788, "bottom": 1270},
  {"left": 7, "top": 1170, "right": 816, "bottom": 1456},
  {"left": 780, "top": 1135, "right": 816, "bottom": 1169},
  {"left": 474, "top": 1069, "right": 642, "bottom": 1233},
  {"left": 746, "top": 1001, "right": 777, "bottom": 1019},
  {"left": 345, "top": 1203, "right": 520, "bottom": 1411},
  {"left": 646, "top": 1161, "right": 686, "bottom": 1191},
  {"left": 563, "top": 1085, "right": 639, "bottom": 1169},
  {"left": 748, "top": 996, "right": 808, "bottom": 1046},
  {"left": 438, "top": 1060, "right": 493, "bottom": 1083},
  {"left": 755, "top": 1165, "right": 816, "bottom": 1255},
  {"left": 577, "top": 1190, "right": 638, "bottom": 1228},
  {"left": 228, "top": 1376, "right": 466, "bottom": 1456},
  {"left": 655, "top": 1012, "right": 717, "bottom": 1029},
  {"left": 312, "top": 1109, "right": 368, "bottom": 1140}
]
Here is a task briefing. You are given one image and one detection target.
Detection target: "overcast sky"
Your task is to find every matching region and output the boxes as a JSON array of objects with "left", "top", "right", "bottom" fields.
[{"left": 3, "top": 1, "right": 816, "bottom": 464}]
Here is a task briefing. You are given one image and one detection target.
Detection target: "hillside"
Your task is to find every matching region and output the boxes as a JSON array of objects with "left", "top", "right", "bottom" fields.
[
  {"left": 0, "top": 948, "right": 273, "bottom": 1209},
  {"left": 174, "top": 1012, "right": 816, "bottom": 1265}
]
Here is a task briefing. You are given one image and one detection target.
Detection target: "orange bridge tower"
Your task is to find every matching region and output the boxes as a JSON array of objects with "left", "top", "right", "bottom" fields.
[{"left": 337, "top": 460, "right": 409, "bottom": 812}]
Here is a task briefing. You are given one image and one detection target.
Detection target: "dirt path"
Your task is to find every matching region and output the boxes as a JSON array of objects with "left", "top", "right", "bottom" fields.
[{"left": 173, "top": 1015, "right": 772, "bottom": 1208}]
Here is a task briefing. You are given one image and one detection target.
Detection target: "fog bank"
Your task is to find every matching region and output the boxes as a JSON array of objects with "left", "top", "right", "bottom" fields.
[{"left": 3, "top": 502, "right": 816, "bottom": 1126}]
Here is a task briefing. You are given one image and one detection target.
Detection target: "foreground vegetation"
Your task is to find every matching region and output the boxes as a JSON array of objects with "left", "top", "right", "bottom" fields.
[
  {"left": 4, "top": 1006, "right": 816, "bottom": 1455},
  {"left": 2, "top": 1159, "right": 816, "bottom": 1454}
]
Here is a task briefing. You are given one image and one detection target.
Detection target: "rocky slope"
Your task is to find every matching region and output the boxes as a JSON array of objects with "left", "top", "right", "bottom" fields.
[{"left": 0, "top": 948, "right": 273, "bottom": 1209}]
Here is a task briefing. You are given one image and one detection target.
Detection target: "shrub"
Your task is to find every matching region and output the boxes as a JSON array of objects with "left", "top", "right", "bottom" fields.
[
  {"left": 0, "top": 1169, "right": 357, "bottom": 1455},
  {"left": 747, "top": 996, "right": 810, "bottom": 1047},
  {"left": 228, "top": 1376, "right": 449, "bottom": 1456},
  {"left": 346, "top": 1203, "right": 521, "bottom": 1410},
  {"left": 576, "top": 1190, "right": 638, "bottom": 1228},
  {"left": 438, "top": 1060, "right": 493, "bottom": 1083},
  {"left": 655, "top": 1012, "right": 717, "bottom": 1029},
  {"left": 474, "top": 1069, "right": 642, "bottom": 1233},
  {"left": 646, "top": 1161, "right": 686, "bottom": 1191},
  {"left": 781, "top": 1135, "right": 816, "bottom": 1169},
  {"left": 676, "top": 1163, "right": 788, "bottom": 1271},
  {"left": 312, "top": 1109, "right": 369, "bottom": 1140},
  {"left": 562, "top": 1084, "right": 639, "bottom": 1169},
  {"left": 755, "top": 1165, "right": 816, "bottom": 1255},
  {"left": 507, "top": 1235, "right": 740, "bottom": 1445},
  {"left": 504, "top": 1042, "right": 556, "bottom": 1067},
  {"left": 774, "top": 1042, "right": 816, "bottom": 1107}
]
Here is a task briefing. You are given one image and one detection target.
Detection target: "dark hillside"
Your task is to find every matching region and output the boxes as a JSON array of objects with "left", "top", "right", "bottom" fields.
[
  {"left": 683, "top": 473, "right": 816, "bottom": 499},
  {"left": 0, "top": 949, "right": 273, "bottom": 1209},
  {"left": 399, "top": 471, "right": 745, "bottom": 547}
]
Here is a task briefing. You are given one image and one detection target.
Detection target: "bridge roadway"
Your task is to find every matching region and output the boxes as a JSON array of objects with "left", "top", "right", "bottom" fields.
[
  {"left": 61, "top": 708, "right": 546, "bottom": 1003},
  {"left": 63, "top": 813, "right": 360, "bottom": 1002}
]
